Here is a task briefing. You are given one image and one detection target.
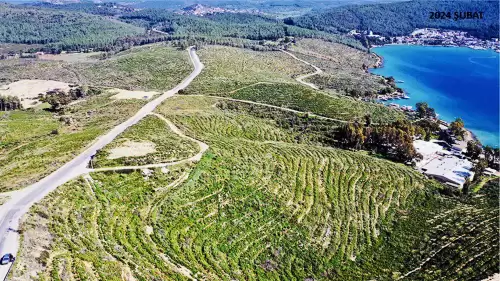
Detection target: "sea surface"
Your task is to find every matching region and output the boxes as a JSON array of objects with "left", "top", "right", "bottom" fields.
[{"left": 371, "top": 45, "right": 499, "bottom": 147}]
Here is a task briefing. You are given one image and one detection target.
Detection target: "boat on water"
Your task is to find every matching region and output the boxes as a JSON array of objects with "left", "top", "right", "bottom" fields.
[
  {"left": 402, "top": 95, "right": 410, "bottom": 99},
  {"left": 396, "top": 80, "right": 404, "bottom": 83}
]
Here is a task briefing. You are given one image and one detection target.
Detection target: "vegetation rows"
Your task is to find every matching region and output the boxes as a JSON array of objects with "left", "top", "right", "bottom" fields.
[{"left": 15, "top": 96, "right": 434, "bottom": 280}]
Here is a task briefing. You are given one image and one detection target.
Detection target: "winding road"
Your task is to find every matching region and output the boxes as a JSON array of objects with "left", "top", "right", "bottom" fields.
[
  {"left": 0, "top": 47, "right": 204, "bottom": 280},
  {"left": 281, "top": 50, "right": 323, "bottom": 90}
]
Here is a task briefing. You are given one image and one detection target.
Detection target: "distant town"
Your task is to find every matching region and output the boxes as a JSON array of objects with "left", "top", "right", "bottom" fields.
[{"left": 349, "top": 28, "right": 500, "bottom": 52}]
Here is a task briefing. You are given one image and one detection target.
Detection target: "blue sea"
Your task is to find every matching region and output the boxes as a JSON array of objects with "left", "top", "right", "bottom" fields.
[{"left": 371, "top": 45, "right": 499, "bottom": 147}]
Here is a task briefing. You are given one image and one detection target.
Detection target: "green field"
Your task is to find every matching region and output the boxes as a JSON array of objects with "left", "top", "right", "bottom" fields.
[
  {"left": 0, "top": 93, "right": 146, "bottom": 191},
  {"left": 185, "top": 45, "right": 310, "bottom": 95},
  {"left": 75, "top": 45, "right": 193, "bottom": 91},
  {"left": 93, "top": 114, "right": 200, "bottom": 168},
  {"left": 6, "top": 36, "right": 498, "bottom": 281},
  {"left": 290, "top": 39, "right": 386, "bottom": 95},
  {"left": 0, "top": 44, "right": 192, "bottom": 92},
  {"left": 229, "top": 83, "right": 403, "bottom": 123},
  {"left": 16, "top": 95, "right": 497, "bottom": 281}
]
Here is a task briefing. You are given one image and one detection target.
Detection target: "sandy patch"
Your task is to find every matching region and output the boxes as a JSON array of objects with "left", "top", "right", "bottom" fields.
[
  {"left": 0, "top": 80, "right": 70, "bottom": 108},
  {"left": 107, "top": 140, "right": 156, "bottom": 159},
  {"left": 109, "top": 89, "right": 159, "bottom": 100}
]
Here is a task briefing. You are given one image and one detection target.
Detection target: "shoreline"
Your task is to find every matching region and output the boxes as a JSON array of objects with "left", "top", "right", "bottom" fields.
[
  {"left": 368, "top": 47, "right": 496, "bottom": 147},
  {"left": 371, "top": 43, "right": 499, "bottom": 53}
]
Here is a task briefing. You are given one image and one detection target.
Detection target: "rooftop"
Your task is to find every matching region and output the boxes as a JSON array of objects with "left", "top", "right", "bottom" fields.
[{"left": 421, "top": 155, "right": 474, "bottom": 185}]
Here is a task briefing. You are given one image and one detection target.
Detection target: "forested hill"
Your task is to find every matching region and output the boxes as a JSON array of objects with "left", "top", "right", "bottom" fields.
[
  {"left": 0, "top": 4, "right": 144, "bottom": 48},
  {"left": 120, "top": 10, "right": 361, "bottom": 46},
  {"left": 285, "top": 0, "right": 500, "bottom": 39}
]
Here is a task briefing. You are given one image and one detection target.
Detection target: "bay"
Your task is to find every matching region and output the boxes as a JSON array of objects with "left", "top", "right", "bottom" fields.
[{"left": 371, "top": 45, "right": 499, "bottom": 147}]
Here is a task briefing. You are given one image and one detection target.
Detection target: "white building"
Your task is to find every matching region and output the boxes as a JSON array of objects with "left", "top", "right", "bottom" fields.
[
  {"left": 413, "top": 140, "right": 474, "bottom": 189},
  {"left": 420, "top": 156, "right": 474, "bottom": 189}
]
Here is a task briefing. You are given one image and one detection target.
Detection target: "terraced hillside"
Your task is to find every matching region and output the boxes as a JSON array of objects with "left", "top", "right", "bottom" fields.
[
  {"left": 403, "top": 180, "right": 499, "bottom": 280},
  {"left": 229, "top": 83, "right": 404, "bottom": 123},
  {"left": 185, "top": 45, "right": 402, "bottom": 124},
  {"left": 185, "top": 45, "right": 311, "bottom": 94},
  {"left": 14, "top": 95, "right": 435, "bottom": 280}
]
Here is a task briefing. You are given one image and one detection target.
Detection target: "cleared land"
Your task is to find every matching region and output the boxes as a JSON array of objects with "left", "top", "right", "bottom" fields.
[
  {"left": 0, "top": 80, "right": 71, "bottom": 108},
  {"left": 7, "top": 41, "right": 498, "bottom": 281},
  {"left": 0, "top": 92, "right": 146, "bottom": 191},
  {"left": 0, "top": 44, "right": 192, "bottom": 92},
  {"left": 184, "top": 45, "right": 401, "bottom": 123},
  {"left": 185, "top": 45, "right": 311, "bottom": 95},
  {"left": 290, "top": 38, "right": 386, "bottom": 95},
  {"left": 93, "top": 114, "right": 200, "bottom": 168}
]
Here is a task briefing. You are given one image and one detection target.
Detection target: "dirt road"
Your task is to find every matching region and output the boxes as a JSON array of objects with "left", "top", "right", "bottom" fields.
[
  {"left": 0, "top": 47, "right": 204, "bottom": 280},
  {"left": 281, "top": 50, "right": 323, "bottom": 90}
]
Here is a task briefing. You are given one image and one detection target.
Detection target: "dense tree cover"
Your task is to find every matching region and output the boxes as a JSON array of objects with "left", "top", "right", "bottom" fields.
[
  {"left": 25, "top": 2, "right": 134, "bottom": 16},
  {"left": 0, "top": 4, "right": 143, "bottom": 49},
  {"left": 4, "top": 2, "right": 364, "bottom": 53},
  {"left": 40, "top": 86, "right": 103, "bottom": 111},
  {"left": 336, "top": 119, "right": 423, "bottom": 163},
  {"left": 120, "top": 9, "right": 363, "bottom": 48},
  {"left": 484, "top": 145, "right": 500, "bottom": 170},
  {"left": 286, "top": 0, "right": 499, "bottom": 39},
  {"left": 0, "top": 95, "right": 22, "bottom": 111},
  {"left": 465, "top": 140, "right": 483, "bottom": 160}
]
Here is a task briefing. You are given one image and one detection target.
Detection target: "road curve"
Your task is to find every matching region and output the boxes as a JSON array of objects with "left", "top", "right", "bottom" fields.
[
  {"left": 0, "top": 47, "right": 204, "bottom": 279},
  {"left": 281, "top": 50, "right": 323, "bottom": 90}
]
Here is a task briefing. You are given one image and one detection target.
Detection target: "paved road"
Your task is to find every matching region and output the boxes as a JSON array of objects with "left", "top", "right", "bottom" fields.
[{"left": 0, "top": 47, "right": 203, "bottom": 279}]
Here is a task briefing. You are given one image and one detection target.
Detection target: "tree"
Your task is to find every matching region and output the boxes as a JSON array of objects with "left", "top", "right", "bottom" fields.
[
  {"left": 40, "top": 89, "right": 72, "bottom": 111},
  {"left": 415, "top": 102, "right": 436, "bottom": 119},
  {"left": 0, "top": 95, "right": 22, "bottom": 111},
  {"left": 483, "top": 146, "right": 494, "bottom": 167},
  {"left": 449, "top": 118, "right": 465, "bottom": 139},
  {"left": 465, "top": 140, "right": 482, "bottom": 160},
  {"left": 473, "top": 159, "right": 488, "bottom": 179}
]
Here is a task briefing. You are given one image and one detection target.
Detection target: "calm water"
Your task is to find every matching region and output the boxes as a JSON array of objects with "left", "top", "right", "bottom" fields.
[{"left": 371, "top": 45, "right": 499, "bottom": 147}]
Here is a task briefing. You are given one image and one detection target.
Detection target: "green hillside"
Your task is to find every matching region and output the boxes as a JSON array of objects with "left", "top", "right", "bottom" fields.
[
  {"left": 0, "top": 4, "right": 144, "bottom": 49},
  {"left": 13, "top": 96, "right": 498, "bottom": 280},
  {"left": 286, "top": 0, "right": 499, "bottom": 39}
]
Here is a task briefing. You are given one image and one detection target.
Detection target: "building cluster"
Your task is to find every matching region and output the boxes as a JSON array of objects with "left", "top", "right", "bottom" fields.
[
  {"left": 395, "top": 28, "right": 500, "bottom": 52},
  {"left": 177, "top": 4, "right": 260, "bottom": 16}
]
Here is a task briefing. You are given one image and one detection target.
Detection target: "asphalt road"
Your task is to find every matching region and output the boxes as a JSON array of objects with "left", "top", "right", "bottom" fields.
[{"left": 0, "top": 47, "right": 203, "bottom": 279}]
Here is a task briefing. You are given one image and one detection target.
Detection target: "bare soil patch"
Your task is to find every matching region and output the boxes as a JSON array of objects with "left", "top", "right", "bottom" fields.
[
  {"left": 107, "top": 140, "right": 157, "bottom": 159},
  {"left": 0, "top": 79, "right": 70, "bottom": 108}
]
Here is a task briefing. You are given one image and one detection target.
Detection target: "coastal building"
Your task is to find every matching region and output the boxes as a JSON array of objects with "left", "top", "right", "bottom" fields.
[
  {"left": 413, "top": 140, "right": 474, "bottom": 189},
  {"left": 420, "top": 156, "right": 474, "bottom": 189}
]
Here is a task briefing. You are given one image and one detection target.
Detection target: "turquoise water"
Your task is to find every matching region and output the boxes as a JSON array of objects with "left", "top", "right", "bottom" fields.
[{"left": 371, "top": 45, "right": 499, "bottom": 147}]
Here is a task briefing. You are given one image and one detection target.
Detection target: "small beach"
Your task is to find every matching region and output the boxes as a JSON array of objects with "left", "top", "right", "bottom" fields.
[{"left": 371, "top": 45, "right": 499, "bottom": 147}]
